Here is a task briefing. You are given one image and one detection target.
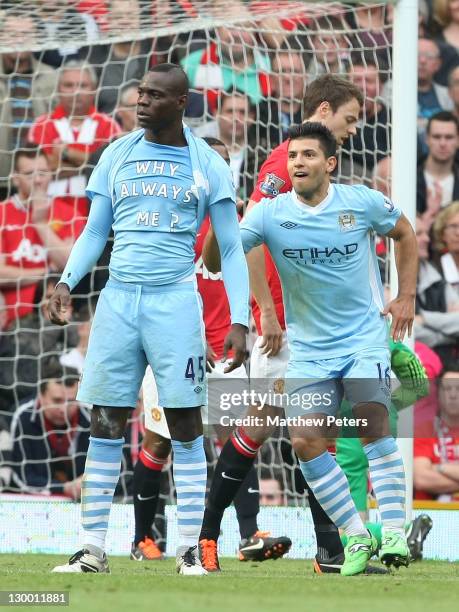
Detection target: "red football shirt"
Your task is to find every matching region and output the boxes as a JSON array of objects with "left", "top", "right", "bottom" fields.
[
  {"left": 195, "top": 216, "right": 230, "bottom": 360},
  {"left": 414, "top": 421, "right": 459, "bottom": 500},
  {"left": 0, "top": 196, "right": 86, "bottom": 325},
  {"left": 28, "top": 105, "right": 120, "bottom": 217},
  {"left": 250, "top": 140, "right": 290, "bottom": 335}
]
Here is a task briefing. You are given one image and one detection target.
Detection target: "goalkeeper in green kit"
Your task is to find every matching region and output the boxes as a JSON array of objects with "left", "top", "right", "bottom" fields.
[{"left": 337, "top": 338, "right": 432, "bottom": 560}]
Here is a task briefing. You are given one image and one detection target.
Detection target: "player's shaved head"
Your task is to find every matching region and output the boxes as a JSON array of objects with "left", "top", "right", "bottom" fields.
[
  {"left": 137, "top": 65, "right": 189, "bottom": 139},
  {"left": 147, "top": 63, "right": 189, "bottom": 95}
]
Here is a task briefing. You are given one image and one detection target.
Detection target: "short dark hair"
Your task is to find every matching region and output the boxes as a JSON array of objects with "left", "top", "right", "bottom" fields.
[
  {"left": 217, "top": 88, "right": 253, "bottom": 114},
  {"left": 349, "top": 51, "right": 388, "bottom": 83},
  {"left": 439, "top": 360, "right": 459, "bottom": 380},
  {"left": 147, "top": 62, "right": 189, "bottom": 95},
  {"left": 13, "top": 145, "right": 48, "bottom": 171},
  {"left": 39, "top": 356, "right": 79, "bottom": 394},
  {"left": 427, "top": 110, "right": 459, "bottom": 134},
  {"left": 288, "top": 122, "right": 337, "bottom": 157},
  {"left": 303, "top": 74, "right": 363, "bottom": 117}
]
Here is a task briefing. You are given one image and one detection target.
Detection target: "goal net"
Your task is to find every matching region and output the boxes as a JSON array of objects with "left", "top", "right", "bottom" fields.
[{"left": 0, "top": 0, "right": 395, "bottom": 530}]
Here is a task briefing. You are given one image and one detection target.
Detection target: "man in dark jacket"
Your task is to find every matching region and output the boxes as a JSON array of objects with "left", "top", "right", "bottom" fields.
[
  {"left": 417, "top": 112, "right": 459, "bottom": 221},
  {"left": 10, "top": 358, "right": 88, "bottom": 498}
]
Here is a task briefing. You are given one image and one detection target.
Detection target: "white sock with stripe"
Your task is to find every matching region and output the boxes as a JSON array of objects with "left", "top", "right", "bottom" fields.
[
  {"left": 171, "top": 435, "right": 207, "bottom": 553},
  {"left": 363, "top": 437, "right": 406, "bottom": 536},
  {"left": 81, "top": 436, "right": 123, "bottom": 557},
  {"left": 300, "top": 451, "right": 368, "bottom": 538}
]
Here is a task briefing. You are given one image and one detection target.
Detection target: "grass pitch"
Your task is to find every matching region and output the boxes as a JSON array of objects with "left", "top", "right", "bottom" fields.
[{"left": 1, "top": 555, "right": 458, "bottom": 612}]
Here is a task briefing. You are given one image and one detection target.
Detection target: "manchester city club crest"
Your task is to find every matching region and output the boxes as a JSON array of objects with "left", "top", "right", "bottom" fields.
[{"left": 338, "top": 212, "right": 356, "bottom": 231}]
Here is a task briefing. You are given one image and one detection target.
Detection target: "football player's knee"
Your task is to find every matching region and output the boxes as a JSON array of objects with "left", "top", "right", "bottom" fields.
[
  {"left": 353, "top": 401, "right": 390, "bottom": 438},
  {"left": 143, "top": 430, "right": 171, "bottom": 459},
  {"left": 164, "top": 406, "right": 202, "bottom": 442},
  {"left": 91, "top": 406, "right": 129, "bottom": 439},
  {"left": 291, "top": 437, "right": 325, "bottom": 461}
]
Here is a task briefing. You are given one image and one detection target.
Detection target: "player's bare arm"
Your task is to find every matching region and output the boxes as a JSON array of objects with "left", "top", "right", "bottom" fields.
[
  {"left": 246, "top": 248, "right": 283, "bottom": 357},
  {"left": 383, "top": 214, "right": 418, "bottom": 342}
]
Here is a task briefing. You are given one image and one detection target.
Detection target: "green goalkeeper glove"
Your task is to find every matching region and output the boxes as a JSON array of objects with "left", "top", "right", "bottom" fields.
[{"left": 390, "top": 341, "right": 429, "bottom": 410}]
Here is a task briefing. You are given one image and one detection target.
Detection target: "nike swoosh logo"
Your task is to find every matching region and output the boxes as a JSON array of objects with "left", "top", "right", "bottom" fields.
[
  {"left": 137, "top": 494, "right": 156, "bottom": 501},
  {"left": 222, "top": 472, "right": 242, "bottom": 482},
  {"left": 248, "top": 488, "right": 259, "bottom": 494},
  {"left": 241, "top": 539, "right": 264, "bottom": 551}
]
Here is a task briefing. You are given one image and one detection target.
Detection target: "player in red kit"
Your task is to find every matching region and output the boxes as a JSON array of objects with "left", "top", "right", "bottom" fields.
[{"left": 130, "top": 137, "right": 291, "bottom": 566}]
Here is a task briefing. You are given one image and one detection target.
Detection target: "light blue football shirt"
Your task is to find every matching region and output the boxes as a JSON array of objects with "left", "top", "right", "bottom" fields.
[
  {"left": 86, "top": 136, "right": 235, "bottom": 285},
  {"left": 240, "top": 183, "right": 402, "bottom": 361}
]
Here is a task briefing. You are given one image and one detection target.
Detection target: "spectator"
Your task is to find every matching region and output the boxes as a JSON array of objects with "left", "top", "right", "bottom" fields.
[
  {"left": 415, "top": 215, "right": 459, "bottom": 363},
  {"left": 28, "top": 61, "right": 121, "bottom": 219},
  {"left": 0, "top": 147, "right": 86, "bottom": 328},
  {"left": 267, "top": 44, "right": 305, "bottom": 141},
  {"left": 0, "top": 274, "right": 78, "bottom": 413},
  {"left": 181, "top": 2, "right": 271, "bottom": 113},
  {"left": 418, "top": 38, "right": 454, "bottom": 147},
  {"left": 0, "top": 13, "right": 57, "bottom": 200},
  {"left": 308, "top": 16, "right": 350, "bottom": 77},
  {"left": 373, "top": 155, "right": 392, "bottom": 196},
  {"left": 35, "top": 0, "right": 99, "bottom": 68},
  {"left": 86, "top": 0, "right": 153, "bottom": 114},
  {"left": 433, "top": 201, "right": 459, "bottom": 296},
  {"left": 448, "top": 65, "right": 459, "bottom": 120},
  {"left": 417, "top": 111, "right": 459, "bottom": 223},
  {"left": 115, "top": 83, "right": 139, "bottom": 134},
  {"left": 194, "top": 90, "right": 258, "bottom": 199},
  {"left": 60, "top": 304, "right": 92, "bottom": 374},
  {"left": 414, "top": 362, "right": 459, "bottom": 501},
  {"left": 345, "top": 3, "right": 392, "bottom": 69},
  {"left": 259, "top": 473, "right": 286, "bottom": 506},
  {"left": 431, "top": 0, "right": 459, "bottom": 50},
  {"left": 342, "top": 53, "right": 390, "bottom": 174},
  {"left": 10, "top": 357, "right": 88, "bottom": 499}
]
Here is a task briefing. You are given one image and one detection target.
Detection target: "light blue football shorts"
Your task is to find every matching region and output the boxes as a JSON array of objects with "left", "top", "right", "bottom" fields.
[
  {"left": 285, "top": 347, "right": 391, "bottom": 418},
  {"left": 77, "top": 278, "right": 206, "bottom": 409}
]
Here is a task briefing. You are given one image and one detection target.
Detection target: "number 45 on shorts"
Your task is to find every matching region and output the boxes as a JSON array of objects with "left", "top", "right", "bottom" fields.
[{"left": 185, "top": 356, "right": 205, "bottom": 383}]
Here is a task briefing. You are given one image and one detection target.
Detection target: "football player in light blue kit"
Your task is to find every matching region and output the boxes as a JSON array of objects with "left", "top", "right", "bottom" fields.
[
  {"left": 48, "top": 64, "right": 249, "bottom": 575},
  {"left": 238, "top": 123, "right": 418, "bottom": 575}
]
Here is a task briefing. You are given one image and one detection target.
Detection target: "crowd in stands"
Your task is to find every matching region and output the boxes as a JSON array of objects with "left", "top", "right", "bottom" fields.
[{"left": 0, "top": 0, "right": 458, "bottom": 505}]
